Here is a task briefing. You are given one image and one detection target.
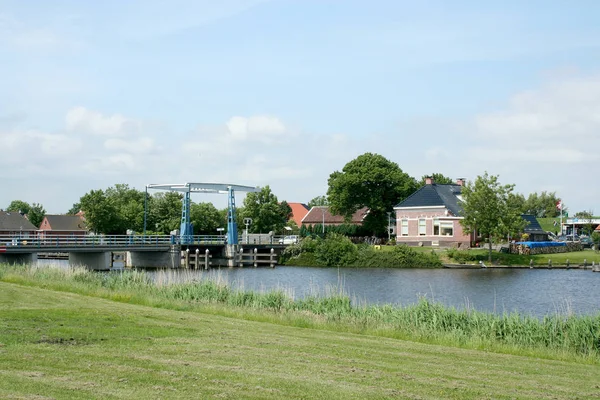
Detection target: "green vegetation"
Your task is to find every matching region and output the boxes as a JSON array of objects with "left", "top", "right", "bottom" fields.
[
  {"left": 2, "top": 279, "right": 600, "bottom": 399},
  {"left": 327, "top": 152, "right": 417, "bottom": 235},
  {"left": 445, "top": 248, "right": 600, "bottom": 266},
  {"left": 242, "top": 185, "right": 291, "bottom": 234},
  {"left": 281, "top": 234, "right": 442, "bottom": 268},
  {"left": 460, "top": 172, "right": 526, "bottom": 263},
  {"left": 5, "top": 200, "right": 46, "bottom": 228}
]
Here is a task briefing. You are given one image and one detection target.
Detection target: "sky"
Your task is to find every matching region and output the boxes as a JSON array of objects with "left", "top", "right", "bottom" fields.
[{"left": 1, "top": 0, "right": 600, "bottom": 214}]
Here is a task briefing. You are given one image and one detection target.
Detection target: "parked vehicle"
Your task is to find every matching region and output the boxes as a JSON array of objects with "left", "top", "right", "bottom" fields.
[
  {"left": 279, "top": 235, "right": 299, "bottom": 245},
  {"left": 580, "top": 237, "right": 594, "bottom": 249}
]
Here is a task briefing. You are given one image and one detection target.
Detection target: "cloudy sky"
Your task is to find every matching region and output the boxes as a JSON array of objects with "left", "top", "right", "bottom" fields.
[{"left": 1, "top": 0, "right": 600, "bottom": 214}]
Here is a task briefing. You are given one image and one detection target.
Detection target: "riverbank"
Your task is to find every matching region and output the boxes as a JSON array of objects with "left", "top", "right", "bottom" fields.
[
  {"left": 3, "top": 281, "right": 600, "bottom": 399},
  {"left": 1, "top": 263, "right": 599, "bottom": 363}
]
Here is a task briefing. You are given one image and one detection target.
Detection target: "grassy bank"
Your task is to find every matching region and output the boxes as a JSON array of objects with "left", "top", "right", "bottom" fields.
[
  {"left": 444, "top": 248, "right": 600, "bottom": 266},
  {"left": 3, "top": 282, "right": 600, "bottom": 399},
  {"left": 1, "top": 264, "right": 599, "bottom": 365}
]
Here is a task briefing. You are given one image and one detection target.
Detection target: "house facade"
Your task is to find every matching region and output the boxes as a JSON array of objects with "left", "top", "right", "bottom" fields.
[
  {"left": 0, "top": 210, "right": 38, "bottom": 238},
  {"left": 393, "top": 177, "right": 473, "bottom": 248},
  {"left": 38, "top": 215, "right": 87, "bottom": 239}
]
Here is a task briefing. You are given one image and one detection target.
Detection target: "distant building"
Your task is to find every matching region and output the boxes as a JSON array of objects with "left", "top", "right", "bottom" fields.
[
  {"left": 393, "top": 177, "right": 473, "bottom": 248},
  {"left": 301, "top": 206, "right": 368, "bottom": 227},
  {"left": 287, "top": 203, "right": 310, "bottom": 227},
  {"left": 38, "top": 215, "right": 87, "bottom": 239},
  {"left": 0, "top": 210, "right": 38, "bottom": 237}
]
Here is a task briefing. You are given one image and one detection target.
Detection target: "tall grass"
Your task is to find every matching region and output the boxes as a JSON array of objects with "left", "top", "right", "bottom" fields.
[{"left": 1, "top": 263, "right": 599, "bottom": 360}]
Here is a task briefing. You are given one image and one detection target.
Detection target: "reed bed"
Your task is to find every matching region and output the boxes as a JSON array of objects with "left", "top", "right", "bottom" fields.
[{"left": 1, "top": 263, "right": 599, "bottom": 361}]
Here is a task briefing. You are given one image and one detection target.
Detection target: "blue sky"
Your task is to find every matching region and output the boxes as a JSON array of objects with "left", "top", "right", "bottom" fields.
[{"left": 1, "top": 0, "right": 600, "bottom": 214}]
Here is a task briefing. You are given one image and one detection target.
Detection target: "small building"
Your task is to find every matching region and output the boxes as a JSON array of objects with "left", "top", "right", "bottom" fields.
[
  {"left": 287, "top": 203, "right": 310, "bottom": 227},
  {"left": 393, "top": 177, "right": 473, "bottom": 248},
  {"left": 301, "top": 206, "right": 368, "bottom": 227},
  {"left": 520, "top": 214, "right": 549, "bottom": 242},
  {"left": 0, "top": 210, "right": 38, "bottom": 238},
  {"left": 38, "top": 215, "right": 87, "bottom": 239}
]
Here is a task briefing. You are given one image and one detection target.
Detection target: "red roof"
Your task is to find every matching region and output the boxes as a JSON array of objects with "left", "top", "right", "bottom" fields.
[
  {"left": 287, "top": 203, "right": 309, "bottom": 227},
  {"left": 301, "top": 206, "right": 368, "bottom": 225}
]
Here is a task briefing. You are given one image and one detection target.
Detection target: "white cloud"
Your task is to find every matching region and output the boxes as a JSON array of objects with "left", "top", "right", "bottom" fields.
[
  {"left": 66, "top": 107, "right": 142, "bottom": 136},
  {"left": 225, "top": 115, "right": 288, "bottom": 143}
]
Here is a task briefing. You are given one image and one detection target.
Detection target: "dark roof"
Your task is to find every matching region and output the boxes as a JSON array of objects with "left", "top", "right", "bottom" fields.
[
  {"left": 301, "top": 206, "right": 368, "bottom": 225},
  {"left": 0, "top": 211, "right": 38, "bottom": 231},
  {"left": 394, "top": 184, "right": 463, "bottom": 216},
  {"left": 42, "top": 215, "right": 87, "bottom": 231},
  {"left": 521, "top": 214, "right": 546, "bottom": 234}
]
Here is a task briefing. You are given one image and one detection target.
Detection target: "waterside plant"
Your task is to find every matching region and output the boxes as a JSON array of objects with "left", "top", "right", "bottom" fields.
[{"left": 1, "top": 263, "right": 599, "bottom": 362}]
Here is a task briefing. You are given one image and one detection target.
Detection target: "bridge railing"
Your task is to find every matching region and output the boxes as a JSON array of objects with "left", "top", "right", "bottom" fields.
[{"left": 0, "top": 234, "right": 227, "bottom": 248}]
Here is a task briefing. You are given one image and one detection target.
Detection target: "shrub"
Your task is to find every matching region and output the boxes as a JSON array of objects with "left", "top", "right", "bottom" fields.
[{"left": 315, "top": 233, "right": 358, "bottom": 267}]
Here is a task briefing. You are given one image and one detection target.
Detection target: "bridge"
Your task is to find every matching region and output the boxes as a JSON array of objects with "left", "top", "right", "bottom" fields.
[
  {"left": 0, "top": 181, "right": 290, "bottom": 269},
  {"left": 0, "top": 234, "right": 288, "bottom": 269}
]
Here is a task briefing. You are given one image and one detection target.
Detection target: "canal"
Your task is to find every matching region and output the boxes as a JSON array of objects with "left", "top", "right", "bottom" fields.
[{"left": 38, "top": 260, "right": 600, "bottom": 317}]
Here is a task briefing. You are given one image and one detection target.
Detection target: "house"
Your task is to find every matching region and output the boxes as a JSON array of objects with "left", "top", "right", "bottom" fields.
[
  {"left": 393, "top": 177, "right": 473, "bottom": 247},
  {"left": 38, "top": 215, "right": 87, "bottom": 239},
  {"left": 287, "top": 203, "right": 310, "bottom": 227},
  {"left": 301, "top": 206, "right": 368, "bottom": 226},
  {"left": 0, "top": 210, "right": 38, "bottom": 237},
  {"left": 520, "top": 215, "right": 549, "bottom": 242}
]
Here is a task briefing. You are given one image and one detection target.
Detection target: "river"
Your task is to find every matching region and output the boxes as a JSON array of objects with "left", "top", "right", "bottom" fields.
[{"left": 38, "top": 260, "right": 600, "bottom": 317}]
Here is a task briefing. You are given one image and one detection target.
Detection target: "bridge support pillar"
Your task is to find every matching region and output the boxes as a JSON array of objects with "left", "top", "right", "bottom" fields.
[
  {"left": 126, "top": 246, "right": 181, "bottom": 268},
  {"left": 69, "top": 252, "right": 111, "bottom": 270},
  {"left": 224, "top": 244, "right": 239, "bottom": 267},
  {"left": 0, "top": 253, "right": 37, "bottom": 265}
]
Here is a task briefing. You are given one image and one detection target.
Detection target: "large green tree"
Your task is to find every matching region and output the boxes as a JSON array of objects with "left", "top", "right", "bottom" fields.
[
  {"left": 419, "top": 173, "right": 454, "bottom": 186},
  {"left": 327, "top": 153, "right": 417, "bottom": 235},
  {"left": 242, "top": 186, "right": 291, "bottom": 234},
  {"left": 6, "top": 200, "right": 31, "bottom": 215},
  {"left": 460, "top": 172, "right": 525, "bottom": 263},
  {"left": 28, "top": 203, "right": 46, "bottom": 228},
  {"left": 190, "top": 202, "right": 225, "bottom": 235},
  {"left": 79, "top": 189, "right": 119, "bottom": 234},
  {"left": 149, "top": 192, "right": 183, "bottom": 234}
]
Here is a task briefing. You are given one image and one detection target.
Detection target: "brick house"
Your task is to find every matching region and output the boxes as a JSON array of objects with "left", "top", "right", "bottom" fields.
[
  {"left": 301, "top": 206, "right": 368, "bottom": 227},
  {"left": 393, "top": 177, "right": 473, "bottom": 248},
  {"left": 0, "top": 210, "right": 38, "bottom": 238},
  {"left": 38, "top": 215, "right": 87, "bottom": 239}
]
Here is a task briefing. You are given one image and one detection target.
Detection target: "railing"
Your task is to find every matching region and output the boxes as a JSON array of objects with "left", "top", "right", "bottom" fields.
[
  {"left": 0, "top": 234, "right": 294, "bottom": 249},
  {"left": 0, "top": 234, "right": 222, "bottom": 249}
]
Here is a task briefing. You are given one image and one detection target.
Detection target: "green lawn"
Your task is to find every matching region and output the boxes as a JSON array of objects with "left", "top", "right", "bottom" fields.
[{"left": 1, "top": 282, "right": 599, "bottom": 399}]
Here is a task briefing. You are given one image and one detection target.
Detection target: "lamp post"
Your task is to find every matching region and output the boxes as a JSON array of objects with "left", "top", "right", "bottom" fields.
[
  {"left": 243, "top": 218, "right": 252, "bottom": 244},
  {"left": 387, "top": 212, "right": 391, "bottom": 242},
  {"left": 217, "top": 227, "right": 224, "bottom": 243}
]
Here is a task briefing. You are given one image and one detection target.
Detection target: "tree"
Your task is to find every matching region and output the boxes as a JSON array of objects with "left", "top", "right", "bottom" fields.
[
  {"left": 242, "top": 186, "right": 291, "bottom": 233},
  {"left": 460, "top": 172, "right": 525, "bottom": 263},
  {"left": 79, "top": 190, "right": 118, "bottom": 234},
  {"left": 327, "top": 153, "right": 417, "bottom": 235},
  {"left": 190, "top": 202, "right": 225, "bottom": 235},
  {"left": 67, "top": 202, "right": 81, "bottom": 215},
  {"left": 105, "top": 184, "right": 146, "bottom": 233},
  {"left": 149, "top": 192, "right": 183, "bottom": 234},
  {"left": 574, "top": 210, "right": 595, "bottom": 236},
  {"left": 28, "top": 203, "right": 46, "bottom": 228},
  {"left": 6, "top": 200, "right": 31, "bottom": 215},
  {"left": 523, "top": 191, "right": 562, "bottom": 218},
  {"left": 308, "top": 196, "right": 329, "bottom": 208},
  {"left": 419, "top": 173, "right": 454, "bottom": 186}
]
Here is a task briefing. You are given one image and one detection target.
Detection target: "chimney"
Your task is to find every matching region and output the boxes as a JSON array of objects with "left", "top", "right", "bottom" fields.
[
  {"left": 456, "top": 178, "right": 465, "bottom": 186},
  {"left": 425, "top": 176, "right": 434, "bottom": 185}
]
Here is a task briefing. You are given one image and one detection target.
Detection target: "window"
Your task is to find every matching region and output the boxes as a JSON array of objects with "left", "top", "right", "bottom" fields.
[
  {"left": 440, "top": 221, "right": 453, "bottom": 236},
  {"left": 418, "top": 219, "right": 426, "bottom": 236},
  {"left": 401, "top": 219, "right": 408, "bottom": 236},
  {"left": 433, "top": 219, "right": 440, "bottom": 235}
]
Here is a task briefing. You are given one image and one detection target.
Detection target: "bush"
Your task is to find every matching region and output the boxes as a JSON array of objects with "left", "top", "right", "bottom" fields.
[
  {"left": 315, "top": 233, "right": 358, "bottom": 267},
  {"left": 446, "top": 249, "right": 480, "bottom": 264},
  {"left": 352, "top": 245, "right": 441, "bottom": 268}
]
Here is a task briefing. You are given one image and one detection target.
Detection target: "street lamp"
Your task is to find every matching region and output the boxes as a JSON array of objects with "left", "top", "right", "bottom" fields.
[
  {"left": 243, "top": 218, "right": 252, "bottom": 244},
  {"left": 321, "top": 207, "right": 326, "bottom": 235},
  {"left": 387, "top": 212, "right": 391, "bottom": 242},
  {"left": 217, "top": 227, "right": 224, "bottom": 243}
]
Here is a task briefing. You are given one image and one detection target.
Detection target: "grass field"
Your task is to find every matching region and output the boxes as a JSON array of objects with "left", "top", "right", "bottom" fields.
[{"left": 1, "top": 281, "right": 600, "bottom": 399}]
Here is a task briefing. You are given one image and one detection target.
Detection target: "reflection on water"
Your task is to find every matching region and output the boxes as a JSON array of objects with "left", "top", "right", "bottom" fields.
[{"left": 37, "top": 259, "right": 600, "bottom": 317}]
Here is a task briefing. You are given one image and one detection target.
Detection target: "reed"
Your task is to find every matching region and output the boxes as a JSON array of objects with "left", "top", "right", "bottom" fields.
[{"left": 1, "top": 263, "right": 599, "bottom": 360}]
